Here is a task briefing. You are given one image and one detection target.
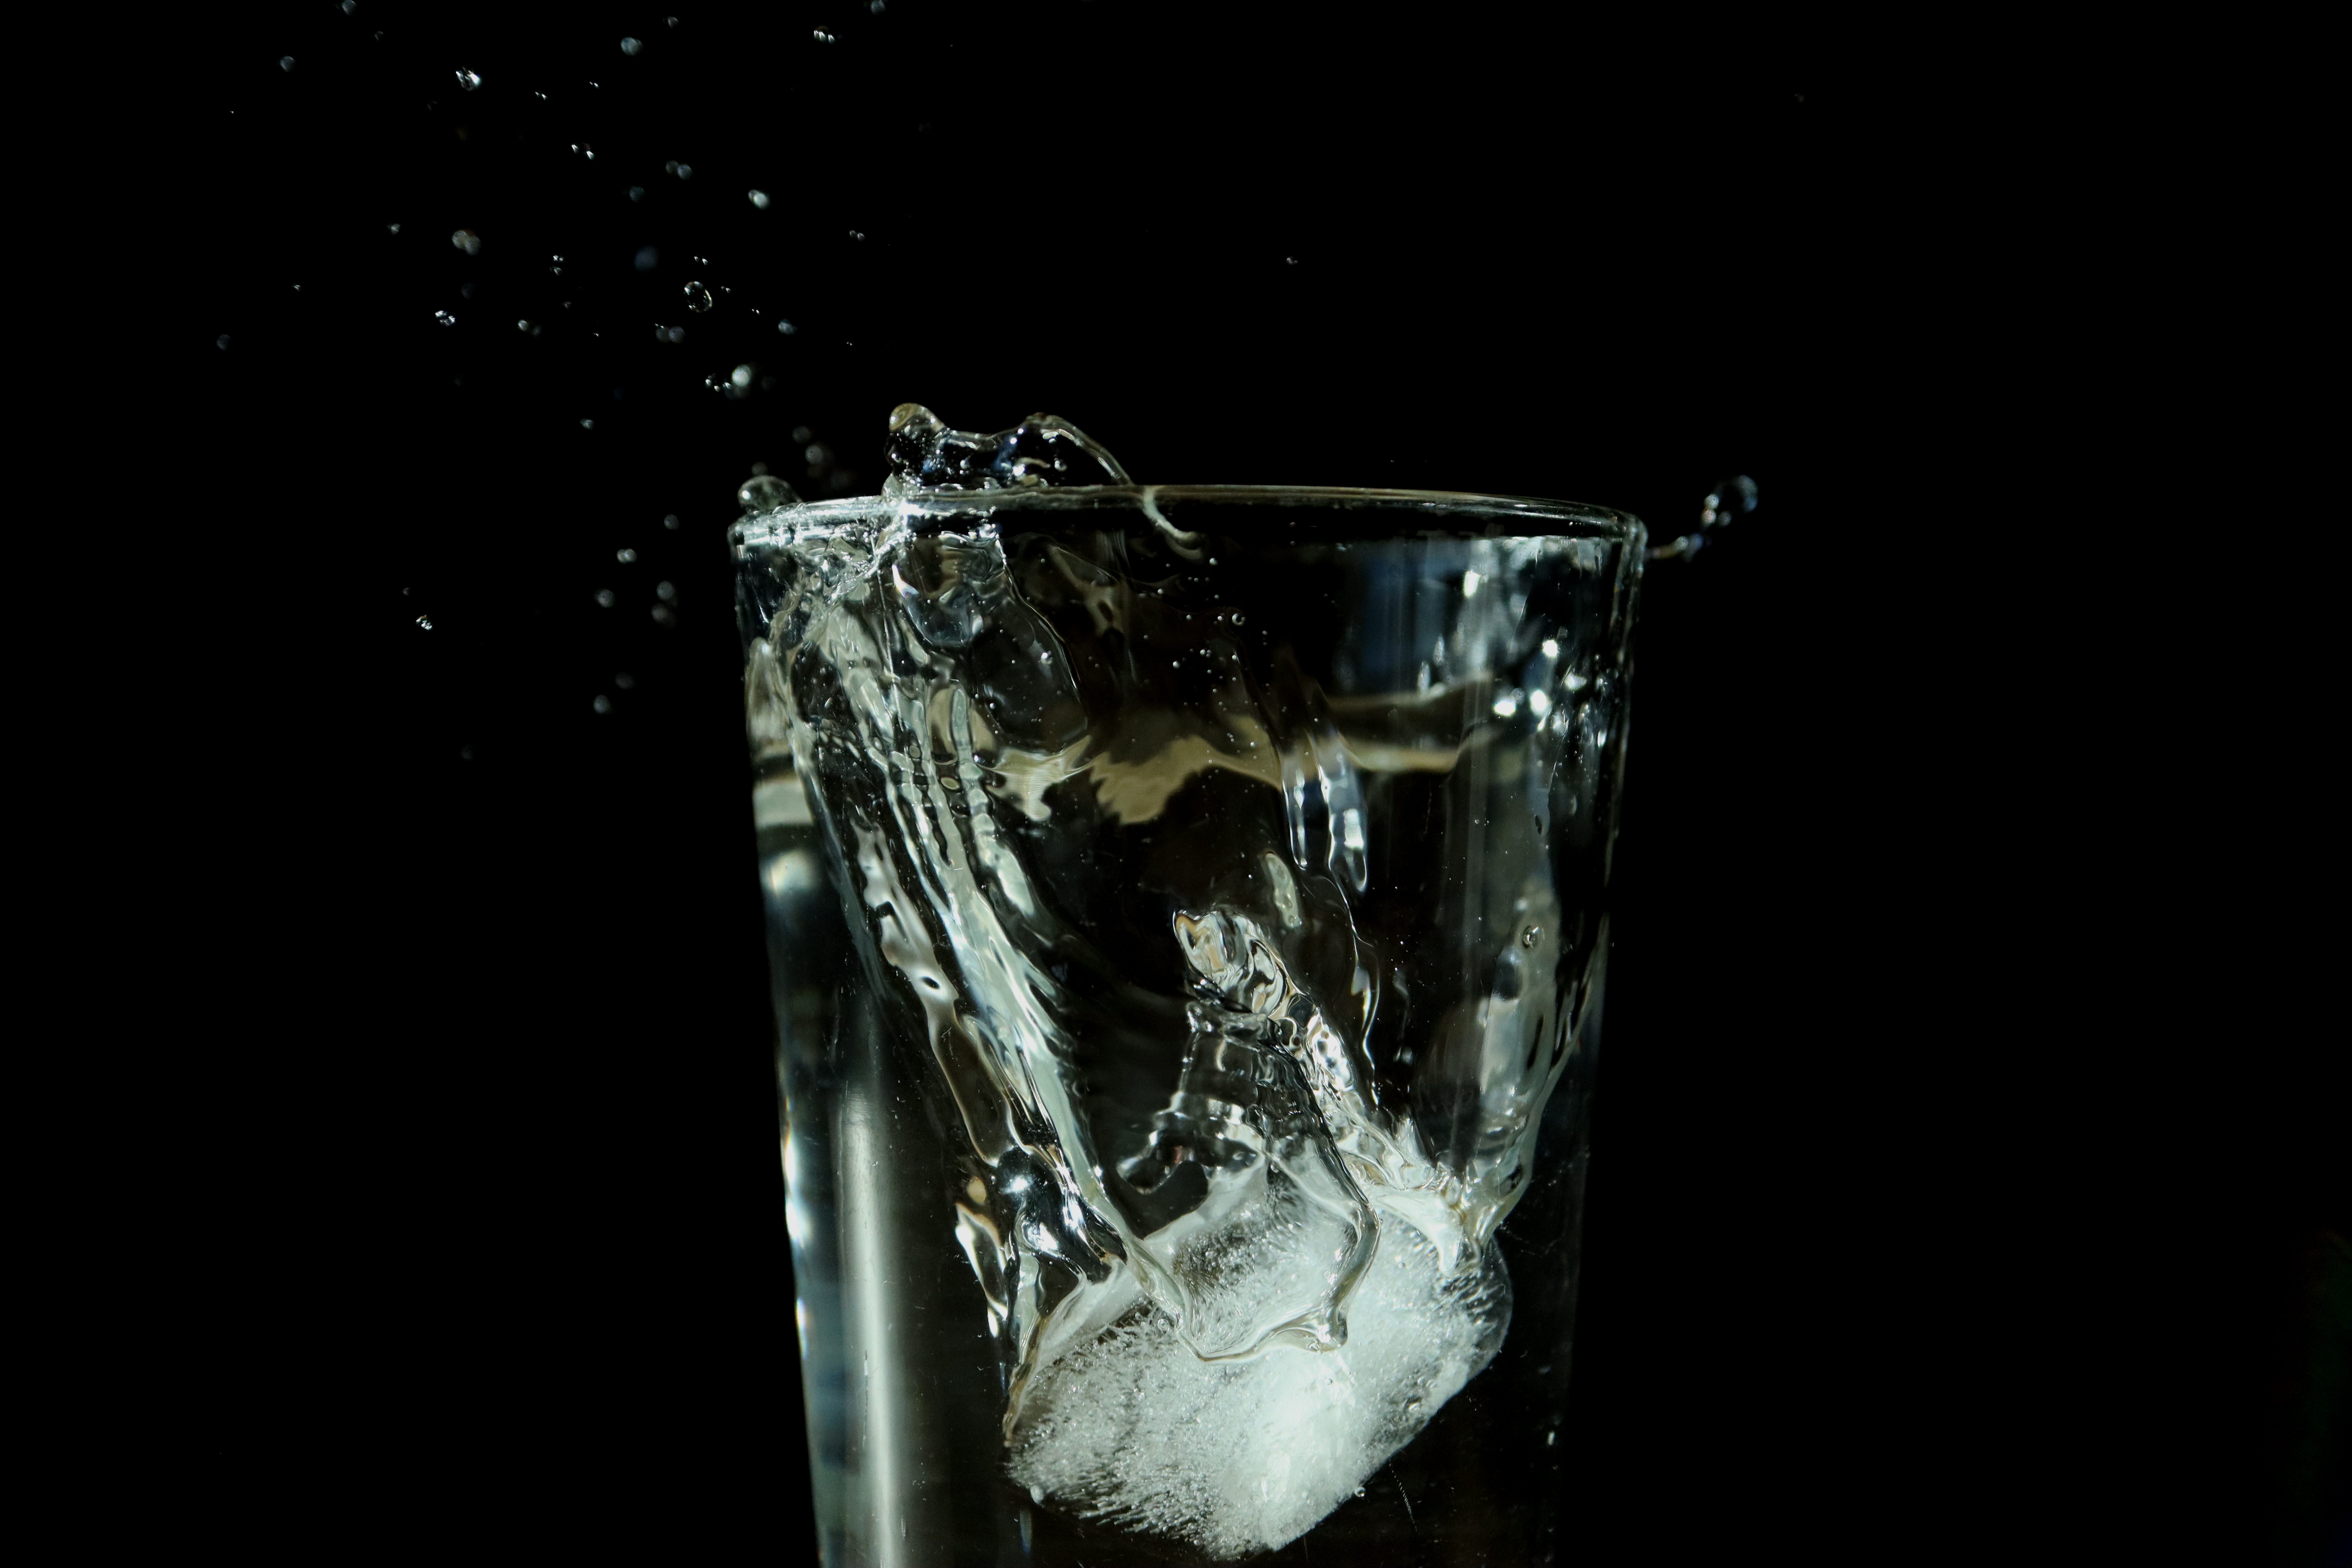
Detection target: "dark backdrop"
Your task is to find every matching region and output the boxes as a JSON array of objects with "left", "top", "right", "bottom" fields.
[{"left": 171, "top": 5, "right": 2342, "bottom": 1564}]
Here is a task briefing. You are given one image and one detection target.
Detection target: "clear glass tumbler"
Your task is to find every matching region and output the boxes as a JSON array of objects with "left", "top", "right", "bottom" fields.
[{"left": 738, "top": 484, "right": 1644, "bottom": 1565}]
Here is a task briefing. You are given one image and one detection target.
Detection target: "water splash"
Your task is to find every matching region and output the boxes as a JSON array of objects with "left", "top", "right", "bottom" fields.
[
  {"left": 881, "top": 403, "right": 1131, "bottom": 496},
  {"left": 1647, "top": 474, "right": 1758, "bottom": 561}
]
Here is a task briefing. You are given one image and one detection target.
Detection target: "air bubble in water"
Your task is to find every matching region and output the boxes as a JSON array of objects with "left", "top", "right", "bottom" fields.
[
  {"left": 732, "top": 364, "right": 754, "bottom": 389},
  {"left": 683, "top": 282, "right": 712, "bottom": 313},
  {"left": 1521, "top": 925, "right": 1542, "bottom": 948},
  {"left": 652, "top": 605, "right": 677, "bottom": 627},
  {"left": 616, "top": 548, "right": 638, "bottom": 564},
  {"left": 620, "top": 36, "right": 642, "bottom": 54},
  {"left": 776, "top": 319, "right": 797, "bottom": 335},
  {"left": 629, "top": 185, "right": 646, "bottom": 202},
  {"left": 217, "top": 335, "right": 230, "bottom": 350},
  {"left": 434, "top": 310, "right": 456, "bottom": 325},
  {"left": 341, "top": 0, "right": 356, "bottom": 13},
  {"left": 451, "top": 229, "right": 481, "bottom": 255},
  {"left": 635, "top": 247, "right": 659, "bottom": 271},
  {"left": 739, "top": 474, "right": 801, "bottom": 514},
  {"left": 416, "top": 615, "right": 432, "bottom": 630},
  {"left": 280, "top": 56, "right": 295, "bottom": 71},
  {"left": 749, "top": 189, "right": 770, "bottom": 209},
  {"left": 662, "top": 514, "right": 680, "bottom": 530},
  {"left": 813, "top": 29, "right": 836, "bottom": 42},
  {"left": 665, "top": 160, "right": 693, "bottom": 180},
  {"left": 595, "top": 589, "right": 617, "bottom": 608},
  {"left": 656, "top": 581, "right": 677, "bottom": 602},
  {"left": 615, "top": 672, "right": 637, "bottom": 690},
  {"left": 517, "top": 319, "right": 539, "bottom": 335},
  {"left": 455, "top": 69, "right": 482, "bottom": 91},
  {"left": 593, "top": 695, "right": 612, "bottom": 714}
]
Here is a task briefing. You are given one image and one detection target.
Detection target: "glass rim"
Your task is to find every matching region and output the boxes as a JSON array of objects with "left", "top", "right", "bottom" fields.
[{"left": 730, "top": 484, "right": 1645, "bottom": 547}]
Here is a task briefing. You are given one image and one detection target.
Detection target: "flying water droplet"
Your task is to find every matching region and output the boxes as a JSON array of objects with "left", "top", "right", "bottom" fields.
[
  {"left": 279, "top": 56, "right": 296, "bottom": 71},
  {"left": 593, "top": 694, "right": 613, "bottom": 714},
  {"left": 656, "top": 581, "right": 677, "bottom": 602},
  {"left": 216, "top": 335, "right": 230, "bottom": 350},
  {"left": 595, "top": 589, "right": 617, "bottom": 608},
  {"left": 749, "top": 189, "right": 770, "bottom": 209},
  {"left": 813, "top": 29, "right": 836, "bottom": 43},
  {"left": 620, "top": 36, "right": 642, "bottom": 55},
  {"left": 517, "top": 319, "right": 539, "bottom": 335},
  {"left": 1699, "top": 474, "right": 1759, "bottom": 528},
  {"left": 341, "top": 0, "right": 356, "bottom": 13},
  {"left": 731, "top": 364, "right": 753, "bottom": 389},
  {"left": 776, "top": 319, "right": 797, "bottom": 335},
  {"left": 434, "top": 310, "right": 456, "bottom": 326},
  {"left": 635, "top": 246, "right": 659, "bottom": 271},
  {"left": 614, "top": 672, "right": 637, "bottom": 690},
  {"left": 616, "top": 548, "right": 638, "bottom": 564},
  {"left": 662, "top": 514, "right": 681, "bottom": 530},
  {"left": 683, "top": 281, "right": 713, "bottom": 313},
  {"left": 416, "top": 615, "right": 432, "bottom": 630},
  {"left": 450, "top": 228, "right": 481, "bottom": 255},
  {"left": 739, "top": 474, "right": 802, "bottom": 515},
  {"left": 455, "top": 69, "right": 482, "bottom": 91},
  {"left": 628, "top": 185, "right": 646, "bottom": 202}
]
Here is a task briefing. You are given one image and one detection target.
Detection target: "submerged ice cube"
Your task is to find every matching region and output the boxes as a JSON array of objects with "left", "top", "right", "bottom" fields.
[{"left": 738, "top": 409, "right": 1632, "bottom": 1557}]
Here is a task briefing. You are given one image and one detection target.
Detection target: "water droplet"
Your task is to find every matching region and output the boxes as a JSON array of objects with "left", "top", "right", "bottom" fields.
[
  {"left": 387, "top": 223, "right": 400, "bottom": 233},
  {"left": 1699, "top": 474, "right": 1759, "bottom": 529},
  {"left": 279, "top": 56, "right": 296, "bottom": 71},
  {"left": 619, "top": 36, "right": 642, "bottom": 55},
  {"left": 615, "top": 672, "right": 637, "bottom": 690},
  {"left": 341, "top": 0, "right": 356, "bottom": 13},
  {"left": 671, "top": 162, "right": 693, "bottom": 180},
  {"left": 651, "top": 604, "right": 677, "bottom": 627},
  {"left": 455, "top": 69, "right": 482, "bottom": 91},
  {"left": 634, "top": 246, "right": 658, "bottom": 271},
  {"left": 416, "top": 615, "right": 432, "bottom": 630},
  {"left": 616, "top": 547, "right": 638, "bottom": 564},
  {"left": 434, "top": 310, "right": 456, "bottom": 326},
  {"left": 871, "top": 0, "right": 886, "bottom": 10},
  {"left": 656, "top": 581, "right": 677, "bottom": 602},
  {"left": 628, "top": 185, "right": 645, "bottom": 202},
  {"left": 663, "top": 514, "right": 680, "bottom": 530},
  {"left": 216, "top": 334, "right": 230, "bottom": 350},
  {"left": 776, "top": 319, "right": 797, "bottom": 335},
  {"left": 449, "top": 228, "right": 481, "bottom": 256},
  {"left": 813, "top": 29, "right": 836, "bottom": 42},
  {"left": 739, "top": 474, "right": 802, "bottom": 514},
  {"left": 595, "top": 589, "right": 617, "bottom": 608},
  {"left": 667, "top": 15, "right": 678, "bottom": 25},
  {"left": 517, "top": 319, "right": 539, "bottom": 336},
  {"left": 749, "top": 189, "right": 770, "bottom": 209},
  {"left": 1521, "top": 925, "right": 1542, "bottom": 948},
  {"left": 682, "top": 281, "right": 713, "bottom": 313},
  {"left": 731, "top": 364, "right": 754, "bottom": 389},
  {"left": 655, "top": 325, "right": 685, "bottom": 344},
  {"left": 579, "top": 417, "right": 594, "bottom": 429},
  {"left": 593, "top": 694, "right": 613, "bottom": 714},
  {"left": 1355, "top": 1487, "right": 1366, "bottom": 1498}
]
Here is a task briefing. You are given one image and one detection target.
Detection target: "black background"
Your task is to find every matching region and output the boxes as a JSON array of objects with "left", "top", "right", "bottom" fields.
[{"left": 169, "top": 5, "right": 2342, "bottom": 1563}]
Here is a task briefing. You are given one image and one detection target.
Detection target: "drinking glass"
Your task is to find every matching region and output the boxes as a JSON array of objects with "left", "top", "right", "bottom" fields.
[{"left": 739, "top": 483, "right": 1644, "bottom": 1565}]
